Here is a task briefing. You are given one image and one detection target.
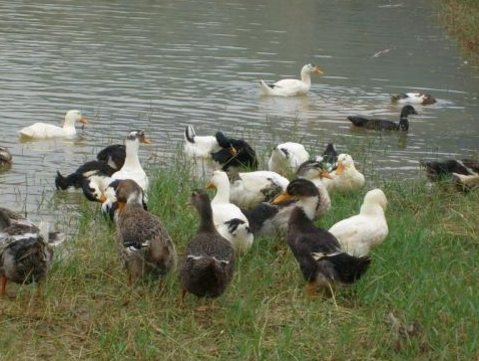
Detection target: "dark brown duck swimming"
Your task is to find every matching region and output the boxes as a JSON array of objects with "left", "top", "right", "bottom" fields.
[
  {"left": 347, "top": 105, "right": 417, "bottom": 131},
  {"left": 115, "top": 179, "right": 177, "bottom": 283},
  {"left": 180, "top": 190, "right": 235, "bottom": 301},
  {"left": 286, "top": 207, "right": 371, "bottom": 299}
]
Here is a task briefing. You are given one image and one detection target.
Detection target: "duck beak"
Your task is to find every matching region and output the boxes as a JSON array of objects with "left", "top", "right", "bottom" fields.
[
  {"left": 272, "top": 192, "right": 292, "bottom": 204},
  {"left": 79, "top": 118, "right": 88, "bottom": 124},
  {"left": 205, "top": 182, "right": 215, "bottom": 190},
  {"left": 320, "top": 170, "right": 333, "bottom": 179},
  {"left": 99, "top": 194, "right": 107, "bottom": 203},
  {"left": 314, "top": 67, "right": 324, "bottom": 75},
  {"left": 141, "top": 138, "right": 151, "bottom": 144},
  {"left": 335, "top": 161, "right": 344, "bottom": 175},
  {"left": 229, "top": 145, "right": 238, "bottom": 156}
]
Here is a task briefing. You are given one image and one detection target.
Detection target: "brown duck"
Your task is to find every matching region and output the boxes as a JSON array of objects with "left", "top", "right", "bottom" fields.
[
  {"left": 180, "top": 190, "right": 235, "bottom": 301},
  {"left": 115, "top": 180, "right": 177, "bottom": 283}
]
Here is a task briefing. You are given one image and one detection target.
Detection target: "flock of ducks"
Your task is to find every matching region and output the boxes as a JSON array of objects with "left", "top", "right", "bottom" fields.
[{"left": 0, "top": 63, "right": 476, "bottom": 302}]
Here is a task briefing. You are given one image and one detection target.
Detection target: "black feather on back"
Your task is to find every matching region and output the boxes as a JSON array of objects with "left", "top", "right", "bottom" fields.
[
  {"left": 97, "top": 144, "right": 126, "bottom": 169},
  {"left": 212, "top": 132, "right": 258, "bottom": 170}
]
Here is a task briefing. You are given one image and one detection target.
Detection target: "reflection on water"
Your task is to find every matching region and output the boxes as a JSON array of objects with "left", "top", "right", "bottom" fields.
[{"left": 0, "top": 0, "right": 478, "bottom": 225}]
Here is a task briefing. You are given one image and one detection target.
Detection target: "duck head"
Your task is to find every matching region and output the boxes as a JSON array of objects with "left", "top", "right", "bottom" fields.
[
  {"left": 421, "top": 93, "right": 437, "bottom": 105},
  {"left": 400, "top": 105, "right": 418, "bottom": 118},
  {"left": 273, "top": 179, "right": 319, "bottom": 219},
  {"left": 115, "top": 179, "right": 144, "bottom": 213},
  {"left": 302, "top": 63, "right": 324, "bottom": 75},
  {"left": 64, "top": 110, "right": 87, "bottom": 128},
  {"left": 126, "top": 130, "right": 151, "bottom": 144},
  {"left": 362, "top": 189, "right": 388, "bottom": 211},
  {"left": 335, "top": 154, "right": 356, "bottom": 175},
  {"left": 295, "top": 160, "right": 333, "bottom": 180}
]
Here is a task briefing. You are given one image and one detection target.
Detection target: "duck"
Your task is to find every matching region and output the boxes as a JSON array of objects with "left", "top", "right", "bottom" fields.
[
  {"left": 259, "top": 64, "right": 324, "bottom": 97},
  {"left": 420, "top": 159, "right": 479, "bottom": 182},
  {"left": 452, "top": 173, "right": 479, "bottom": 191},
  {"left": 322, "top": 154, "right": 365, "bottom": 193},
  {"left": 115, "top": 179, "right": 177, "bottom": 283},
  {"left": 111, "top": 130, "right": 150, "bottom": 191},
  {"left": 0, "top": 208, "right": 65, "bottom": 297},
  {"left": 97, "top": 144, "right": 126, "bottom": 170},
  {"left": 347, "top": 105, "right": 418, "bottom": 131},
  {"left": 211, "top": 132, "right": 258, "bottom": 171},
  {"left": 206, "top": 171, "right": 254, "bottom": 253},
  {"left": 286, "top": 206, "right": 371, "bottom": 299},
  {"left": 241, "top": 179, "right": 322, "bottom": 236},
  {"left": 295, "top": 160, "right": 333, "bottom": 219},
  {"left": 314, "top": 143, "right": 338, "bottom": 172},
  {"left": 228, "top": 170, "right": 289, "bottom": 208},
  {"left": 268, "top": 142, "right": 310, "bottom": 175},
  {"left": 180, "top": 189, "right": 235, "bottom": 301},
  {"left": 391, "top": 92, "right": 436, "bottom": 105},
  {"left": 18, "top": 110, "right": 87, "bottom": 139},
  {"left": 55, "top": 160, "right": 117, "bottom": 191},
  {"left": 0, "top": 147, "right": 12, "bottom": 166},
  {"left": 329, "top": 189, "right": 388, "bottom": 257},
  {"left": 184, "top": 125, "right": 221, "bottom": 160}
]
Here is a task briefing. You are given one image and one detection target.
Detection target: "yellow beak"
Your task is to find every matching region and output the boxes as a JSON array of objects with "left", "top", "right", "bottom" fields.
[
  {"left": 142, "top": 138, "right": 151, "bottom": 144},
  {"left": 321, "top": 170, "right": 333, "bottom": 179},
  {"left": 314, "top": 68, "right": 324, "bottom": 75},
  {"left": 205, "top": 182, "right": 215, "bottom": 190},
  {"left": 99, "top": 194, "right": 107, "bottom": 203},
  {"left": 272, "top": 192, "right": 293, "bottom": 204},
  {"left": 335, "top": 161, "right": 344, "bottom": 175},
  {"left": 79, "top": 117, "right": 88, "bottom": 124}
]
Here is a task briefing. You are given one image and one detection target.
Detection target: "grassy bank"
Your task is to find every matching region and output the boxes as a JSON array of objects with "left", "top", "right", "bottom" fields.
[
  {"left": 438, "top": 0, "right": 479, "bottom": 63},
  {"left": 1, "top": 146, "right": 478, "bottom": 360}
]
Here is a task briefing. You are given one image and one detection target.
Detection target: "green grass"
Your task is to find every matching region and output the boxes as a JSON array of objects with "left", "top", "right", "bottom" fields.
[{"left": 1, "top": 146, "right": 478, "bottom": 360}]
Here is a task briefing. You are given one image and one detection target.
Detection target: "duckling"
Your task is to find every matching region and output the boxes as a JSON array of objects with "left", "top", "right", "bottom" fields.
[
  {"left": 329, "top": 189, "right": 388, "bottom": 257},
  {"left": 97, "top": 144, "right": 126, "bottom": 170},
  {"left": 314, "top": 143, "right": 338, "bottom": 172},
  {"left": 207, "top": 171, "right": 254, "bottom": 253},
  {"left": 0, "top": 209, "right": 64, "bottom": 297},
  {"left": 111, "top": 130, "right": 150, "bottom": 191},
  {"left": 347, "top": 105, "right": 417, "bottom": 131},
  {"left": 391, "top": 92, "right": 436, "bottom": 105},
  {"left": 180, "top": 190, "right": 235, "bottom": 301},
  {"left": 259, "top": 64, "right": 324, "bottom": 97},
  {"left": 18, "top": 110, "right": 87, "bottom": 139},
  {"left": 228, "top": 170, "right": 289, "bottom": 208},
  {"left": 55, "top": 160, "right": 117, "bottom": 191},
  {"left": 286, "top": 206, "right": 371, "bottom": 299},
  {"left": 268, "top": 142, "right": 310, "bottom": 175},
  {"left": 115, "top": 179, "right": 177, "bottom": 283},
  {"left": 211, "top": 132, "right": 258, "bottom": 171},
  {"left": 242, "top": 179, "right": 321, "bottom": 236},
  {"left": 420, "top": 159, "right": 479, "bottom": 182},
  {"left": 322, "top": 154, "right": 365, "bottom": 193},
  {"left": 0, "top": 147, "right": 12, "bottom": 166}
]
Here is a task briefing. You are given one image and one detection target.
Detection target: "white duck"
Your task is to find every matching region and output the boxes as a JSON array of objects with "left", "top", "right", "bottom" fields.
[
  {"left": 228, "top": 170, "right": 289, "bottom": 208},
  {"left": 184, "top": 125, "right": 221, "bottom": 159},
  {"left": 18, "top": 110, "right": 87, "bottom": 139},
  {"left": 391, "top": 92, "right": 436, "bottom": 106},
  {"left": 322, "top": 154, "right": 365, "bottom": 193},
  {"left": 260, "top": 64, "right": 324, "bottom": 97},
  {"left": 111, "top": 130, "right": 150, "bottom": 191},
  {"left": 329, "top": 189, "right": 388, "bottom": 257},
  {"left": 207, "top": 171, "right": 254, "bottom": 253},
  {"left": 268, "top": 142, "right": 310, "bottom": 175}
]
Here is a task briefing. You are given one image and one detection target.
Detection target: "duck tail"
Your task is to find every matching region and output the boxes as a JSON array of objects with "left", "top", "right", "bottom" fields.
[
  {"left": 347, "top": 116, "right": 368, "bottom": 127},
  {"left": 320, "top": 252, "right": 371, "bottom": 284},
  {"left": 259, "top": 80, "right": 274, "bottom": 95},
  {"left": 184, "top": 125, "right": 196, "bottom": 144},
  {"left": 215, "top": 131, "right": 231, "bottom": 148},
  {"left": 390, "top": 94, "right": 400, "bottom": 103},
  {"left": 55, "top": 171, "right": 76, "bottom": 190}
]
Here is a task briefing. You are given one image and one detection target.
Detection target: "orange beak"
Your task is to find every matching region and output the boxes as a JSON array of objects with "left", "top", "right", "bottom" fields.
[
  {"left": 141, "top": 138, "right": 151, "bottom": 144},
  {"left": 229, "top": 145, "right": 238, "bottom": 156},
  {"left": 335, "top": 161, "right": 344, "bottom": 175},
  {"left": 314, "top": 67, "right": 324, "bottom": 75},
  {"left": 99, "top": 194, "right": 107, "bottom": 203},
  {"left": 272, "top": 192, "right": 293, "bottom": 204},
  {"left": 79, "top": 117, "right": 88, "bottom": 124},
  {"left": 320, "top": 170, "right": 333, "bottom": 179},
  {"left": 205, "top": 182, "right": 215, "bottom": 190}
]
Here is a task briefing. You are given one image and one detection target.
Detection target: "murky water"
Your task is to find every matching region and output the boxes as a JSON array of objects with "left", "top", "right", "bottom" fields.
[{"left": 1, "top": 0, "right": 478, "bottom": 224}]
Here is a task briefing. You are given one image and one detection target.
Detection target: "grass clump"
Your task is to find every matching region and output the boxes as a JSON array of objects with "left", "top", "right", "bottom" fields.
[{"left": 1, "top": 148, "right": 478, "bottom": 360}]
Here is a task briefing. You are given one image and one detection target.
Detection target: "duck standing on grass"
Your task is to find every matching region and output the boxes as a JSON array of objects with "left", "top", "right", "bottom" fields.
[
  {"left": 0, "top": 208, "right": 65, "bottom": 297},
  {"left": 18, "top": 110, "right": 87, "bottom": 139},
  {"left": 347, "top": 105, "right": 417, "bottom": 131},
  {"left": 180, "top": 190, "right": 235, "bottom": 302},
  {"left": 115, "top": 180, "right": 177, "bottom": 284},
  {"left": 322, "top": 154, "right": 365, "bottom": 193},
  {"left": 329, "top": 189, "right": 388, "bottom": 257},
  {"left": 268, "top": 142, "right": 310, "bottom": 175}
]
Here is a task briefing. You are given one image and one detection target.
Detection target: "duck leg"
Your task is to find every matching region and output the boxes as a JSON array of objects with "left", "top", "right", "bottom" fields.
[
  {"left": 36, "top": 281, "right": 43, "bottom": 299},
  {"left": 1, "top": 275, "right": 7, "bottom": 296},
  {"left": 306, "top": 282, "right": 317, "bottom": 300},
  {"left": 180, "top": 289, "right": 187, "bottom": 305}
]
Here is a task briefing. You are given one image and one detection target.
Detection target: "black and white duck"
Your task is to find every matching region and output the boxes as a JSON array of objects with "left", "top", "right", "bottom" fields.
[
  {"left": 211, "top": 131, "right": 258, "bottom": 171},
  {"left": 115, "top": 179, "right": 177, "bottom": 283},
  {"left": 180, "top": 189, "right": 235, "bottom": 301},
  {"left": 55, "top": 160, "right": 117, "bottom": 191},
  {"left": 391, "top": 92, "right": 436, "bottom": 106},
  {"left": 420, "top": 159, "right": 479, "bottom": 181},
  {"left": 314, "top": 143, "right": 338, "bottom": 172},
  {"left": 347, "top": 105, "right": 418, "bottom": 131},
  {"left": 97, "top": 144, "right": 126, "bottom": 170},
  {"left": 286, "top": 206, "right": 371, "bottom": 299}
]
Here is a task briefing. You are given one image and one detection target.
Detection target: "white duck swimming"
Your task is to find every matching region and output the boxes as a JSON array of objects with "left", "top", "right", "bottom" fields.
[
  {"left": 322, "top": 154, "right": 365, "bottom": 193},
  {"left": 18, "top": 110, "right": 87, "bottom": 139},
  {"left": 260, "top": 64, "right": 324, "bottom": 97},
  {"left": 268, "top": 142, "right": 310, "bottom": 175},
  {"left": 329, "top": 189, "right": 388, "bottom": 257},
  {"left": 391, "top": 92, "right": 436, "bottom": 106},
  {"left": 207, "top": 171, "right": 254, "bottom": 253}
]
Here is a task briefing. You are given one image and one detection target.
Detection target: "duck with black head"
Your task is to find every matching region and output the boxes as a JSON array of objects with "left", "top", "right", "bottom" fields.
[{"left": 347, "top": 105, "right": 418, "bottom": 131}]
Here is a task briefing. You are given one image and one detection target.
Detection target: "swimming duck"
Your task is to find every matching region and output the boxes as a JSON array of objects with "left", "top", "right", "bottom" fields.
[
  {"left": 55, "top": 160, "right": 117, "bottom": 191},
  {"left": 322, "top": 154, "right": 365, "bottom": 193},
  {"left": 329, "top": 189, "right": 388, "bottom": 257},
  {"left": 314, "top": 143, "right": 338, "bottom": 172},
  {"left": 115, "top": 179, "right": 177, "bottom": 283},
  {"left": 420, "top": 159, "right": 479, "bottom": 181},
  {"left": 0, "top": 147, "right": 12, "bottom": 166},
  {"left": 0, "top": 208, "right": 64, "bottom": 297},
  {"left": 180, "top": 189, "right": 235, "bottom": 301},
  {"left": 18, "top": 110, "right": 87, "bottom": 139},
  {"left": 347, "top": 105, "right": 417, "bottom": 131},
  {"left": 111, "top": 130, "right": 150, "bottom": 191},
  {"left": 97, "top": 144, "right": 126, "bottom": 170},
  {"left": 242, "top": 179, "right": 322, "bottom": 236},
  {"left": 286, "top": 206, "right": 371, "bottom": 299},
  {"left": 391, "top": 92, "right": 436, "bottom": 105},
  {"left": 295, "top": 160, "right": 333, "bottom": 219},
  {"left": 259, "top": 64, "right": 324, "bottom": 97},
  {"left": 211, "top": 132, "right": 258, "bottom": 171},
  {"left": 268, "top": 142, "right": 310, "bottom": 175},
  {"left": 228, "top": 170, "right": 289, "bottom": 208},
  {"left": 207, "top": 171, "right": 254, "bottom": 253}
]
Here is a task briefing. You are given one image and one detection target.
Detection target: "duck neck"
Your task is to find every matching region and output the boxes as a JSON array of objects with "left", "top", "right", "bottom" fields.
[
  {"left": 399, "top": 117, "right": 409, "bottom": 131},
  {"left": 63, "top": 117, "right": 76, "bottom": 131},
  {"left": 300, "top": 69, "right": 312, "bottom": 85},
  {"left": 123, "top": 139, "right": 141, "bottom": 169},
  {"left": 360, "top": 203, "right": 384, "bottom": 217},
  {"left": 197, "top": 200, "right": 217, "bottom": 233},
  {"left": 212, "top": 179, "right": 231, "bottom": 203},
  {"left": 289, "top": 207, "right": 316, "bottom": 232},
  {"left": 298, "top": 196, "right": 318, "bottom": 220}
]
